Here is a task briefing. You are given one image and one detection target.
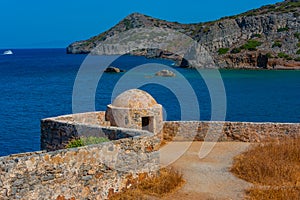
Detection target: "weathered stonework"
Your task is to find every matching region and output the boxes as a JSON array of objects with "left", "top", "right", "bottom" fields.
[
  {"left": 41, "top": 111, "right": 149, "bottom": 151},
  {"left": 106, "top": 89, "right": 163, "bottom": 136},
  {"left": 0, "top": 106, "right": 162, "bottom": 200},
  {"left": 1, "top": 130, "right": 160, "bottom": 200},
  {"left": 163, "top": 121, "right": 300, "bottom": 142},
  {"left": 52, "top": 111, "right": 110, "bottom": 126}
]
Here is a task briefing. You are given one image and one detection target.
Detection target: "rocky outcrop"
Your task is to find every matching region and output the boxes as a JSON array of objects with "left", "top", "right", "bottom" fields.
[
  {"left": 104, "top": 66, "right": 125, "bottom": 73},
  {"left": 67, "top": 0, "right": 300, "bottom": 69},
  {"left": 155, "top": 70, "right": 176, "bottom": 77}
]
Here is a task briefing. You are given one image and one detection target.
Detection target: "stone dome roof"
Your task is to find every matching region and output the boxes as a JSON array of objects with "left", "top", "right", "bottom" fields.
[{"left": 111, "top": 89, "right": 158, "bottom": 109}]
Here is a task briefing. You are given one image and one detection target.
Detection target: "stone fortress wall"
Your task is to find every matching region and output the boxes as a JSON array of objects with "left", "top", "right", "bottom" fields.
[
  {"left": 0, "top": 112, "right": 160, "bottom": 200},
  {"left": 163, "top": 120, "right": 300, "bottom": 142},
  {"left": 1, "top": 111, "right": 299, "bottom": 199}
]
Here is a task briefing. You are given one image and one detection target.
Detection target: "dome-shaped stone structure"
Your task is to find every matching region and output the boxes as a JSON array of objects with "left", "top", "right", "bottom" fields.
[
  {"left": 111, "top": 89, "right": 158, "bottom": 109},
  {"left": 105, "top": 89, "right": 163, "bottom": 135}
]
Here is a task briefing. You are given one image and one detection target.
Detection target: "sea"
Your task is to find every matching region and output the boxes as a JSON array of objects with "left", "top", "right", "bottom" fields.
[{"left": 0, "top": 48, "right": 299, "bottom": 156}]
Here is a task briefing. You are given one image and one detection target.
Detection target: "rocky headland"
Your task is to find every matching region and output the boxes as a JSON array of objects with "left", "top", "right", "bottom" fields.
[{"left": 67, "top": 0, "right": 300, "bottom": 69}]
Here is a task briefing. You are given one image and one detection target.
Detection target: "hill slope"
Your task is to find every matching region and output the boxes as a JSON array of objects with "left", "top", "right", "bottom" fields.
[{"left": 67, "top": 0, "right": 300, "bottom": 69}]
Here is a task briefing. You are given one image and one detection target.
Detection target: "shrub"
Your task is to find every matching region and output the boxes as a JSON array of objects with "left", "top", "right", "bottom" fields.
[
  {"left": 203, "top": 26, "right": 210, "bottom": 33},
  {"left": 266, "top": 53, "right": 273, "bottom": 58},
  {"left": 294, "top": 12, "right": 300, "bottom": 18},
  {"left": 218, "top": 48, "right": 229, "bottom": 55},
  {"left": 241, "top": 40, "right": 262, "bottom": 51},
  {"left": 66, "top": 137, "right": 110, "bottom": 148},
  {"left": 278, "top": 52, "right": 291, "bottom": 59},
  {"left": 123, "top": 19, "right": 133, "bottom": 30},
  {"left": 296, "top": 49, "right": 300, "bottom": 54},
  {"left": 265, "top": 4, "right": 276, "bottom": 11},
  {"left": 277, "top": 27, "right": 289, "bottom": 32},
  {"left": 83, "top": 137, "right": 110, "bottom": 145},
  {"left": 272, "top": 41, "right": 282, "bottom": 48},
  {"left": 294, "top": 33, "right": 300, "bottom": 39},
  {"left": 273, "top": 1, "right": 300, "bottom": 13},
  {"left": 252, "top": 34, "right": 262, "bottom": 38},
  {"left": 297, "top": 42, "right": 300, "bottom": 48},
  {"left": 295, "top": 57, "right": 300, "bottom": 62},
  {"left": 245, "top": 12, "right": 255, "bottom": 17},
  {"left": 230, "top": 48, "right": 241, "bottom": 54},
  {"left": 66, "top": 139, "right": 84, "bottom": 148}
]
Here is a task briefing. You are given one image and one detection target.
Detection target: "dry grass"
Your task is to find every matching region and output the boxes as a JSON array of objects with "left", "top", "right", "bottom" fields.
[
  {"left": 110, "top": 168, "right": 184, "bottom": 200},
  {"left": 247, "top": 186, "right": 300, "bottom": 200},
  {"left": 109, "top": 189, "right": 147, "bottom": 200},
  {"left": 231, "top": 137, "right": 300, "bottom": 199},
  {"left": 159, "top": 140, "right": 167, "bottom": 148}
]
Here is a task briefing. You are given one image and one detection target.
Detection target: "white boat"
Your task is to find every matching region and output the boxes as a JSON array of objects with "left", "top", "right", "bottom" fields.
[{"left": 3, "top": 50, "right": 13, "bottom": 55}]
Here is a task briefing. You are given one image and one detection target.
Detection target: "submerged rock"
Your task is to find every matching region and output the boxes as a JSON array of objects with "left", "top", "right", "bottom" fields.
[
  {"left": 155, "top": 70, "right": 176, "bottom": 77},
  {"left": 104, "top": 67, "right": 125, "bottom": 73}
]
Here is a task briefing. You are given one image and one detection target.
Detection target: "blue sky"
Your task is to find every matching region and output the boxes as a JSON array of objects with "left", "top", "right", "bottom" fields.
[{"left": 0, "top": 0, "right": 282, "bottom": 48}]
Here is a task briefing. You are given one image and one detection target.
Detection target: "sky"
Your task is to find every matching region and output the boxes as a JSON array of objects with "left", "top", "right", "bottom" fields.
[{"left": 0, "top": 0, "right": 283, "bottom": 49}]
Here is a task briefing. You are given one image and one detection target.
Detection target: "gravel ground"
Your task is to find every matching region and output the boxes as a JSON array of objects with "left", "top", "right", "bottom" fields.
[{"left": 161, "top": 142, "right": 252, "bottom": 200}]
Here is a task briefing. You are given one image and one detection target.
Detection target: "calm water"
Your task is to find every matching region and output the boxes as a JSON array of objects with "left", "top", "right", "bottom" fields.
[{"left": 0, "top": 48, "right": 299, "bottom": 156}]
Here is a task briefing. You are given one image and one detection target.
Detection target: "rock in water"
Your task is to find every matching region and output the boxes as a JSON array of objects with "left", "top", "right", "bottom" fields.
[
  {"left": 155, "top": 70, "right": 176, "bottom": 77},
  {"left": 104, "top": 67, "right": 124, "bottom": 73}
]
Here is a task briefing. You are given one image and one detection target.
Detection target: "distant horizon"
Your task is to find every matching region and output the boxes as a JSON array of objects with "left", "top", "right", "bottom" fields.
[{"left": 0, "top": 0, "right": 283, "bottom": 49}]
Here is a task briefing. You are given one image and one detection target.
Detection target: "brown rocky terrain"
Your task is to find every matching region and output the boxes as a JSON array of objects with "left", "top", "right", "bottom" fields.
[{"left": 67, "top": 0, "right": 300, "bottom": 69}]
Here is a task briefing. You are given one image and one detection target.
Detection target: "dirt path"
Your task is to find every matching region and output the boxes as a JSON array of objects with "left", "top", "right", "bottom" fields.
[{"left": 162, "top": 142, "right": 252, "bottom": 200}]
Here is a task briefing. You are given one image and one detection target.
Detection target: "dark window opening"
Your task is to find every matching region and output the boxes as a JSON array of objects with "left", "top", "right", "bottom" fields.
[{"left": 142, "top": 117, "right": 150, "bottom": 130}]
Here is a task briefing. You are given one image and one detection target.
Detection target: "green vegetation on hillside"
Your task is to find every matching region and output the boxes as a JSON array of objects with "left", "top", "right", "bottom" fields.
[
  {"left": 218, "top": 48, "right": 229, "bottom": 55},
  {"left": 278, "top": 52, "right": 292, "bottom": 60},
  {"left": 273, "top": 1, "right": 300, "bottom": 12},
  {"left": 67, "top": 0, "right": 300, "bottom": 69},
  {"left": 231, "top": 48, "right": 241, "bottom": 54},
  {"left": 225, "top": 1, "right": 300, "bottom": 19},
  {"left": 203, "top": 26, "right": 210, "bottom": 33},
  {"left": 266, "top": 52, "right": 273, "bottom": 58},
  {"left": 272, "top": 41, "right": 282, "bottom": 48},
  {"left": 252, "top": 34, "right": 262, "bottom": 38},
  {"left": 123, "top": 19, "right": 134, "bottom": 30},
  {"left": 241, "top": 40, "right": 262, "bottom": 51},
  {"left": 277, "top": 27, "right": 289, "bottom": 32}
]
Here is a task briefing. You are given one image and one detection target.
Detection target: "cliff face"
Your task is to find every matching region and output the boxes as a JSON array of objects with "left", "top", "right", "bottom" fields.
[{"left": 67, "top": 0, "right": 300, "bottom": 68}]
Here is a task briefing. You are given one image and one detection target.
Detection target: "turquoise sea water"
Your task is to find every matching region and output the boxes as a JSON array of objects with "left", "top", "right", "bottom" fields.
[{"left": 0, "top": 48, "right": 299, "bottom": 156}]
